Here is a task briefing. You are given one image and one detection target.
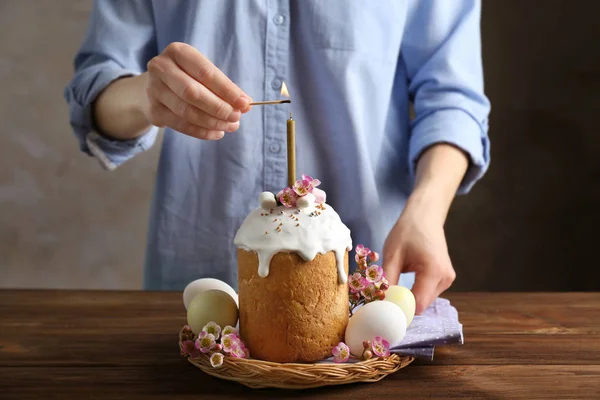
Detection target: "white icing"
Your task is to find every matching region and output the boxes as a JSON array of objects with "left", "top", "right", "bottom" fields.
[{"left": 234, "top": 198, "right": 352, "bottom": 284}]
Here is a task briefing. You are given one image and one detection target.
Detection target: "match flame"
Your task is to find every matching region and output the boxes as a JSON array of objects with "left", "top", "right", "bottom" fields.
[{"left": 281, "top": 81, "right": 290, "bottom": 98}]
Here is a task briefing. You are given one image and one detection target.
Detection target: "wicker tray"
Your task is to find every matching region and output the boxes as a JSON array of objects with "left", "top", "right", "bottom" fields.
[{"left": 179, "top": 327, "right": 414, "bottom": 389}]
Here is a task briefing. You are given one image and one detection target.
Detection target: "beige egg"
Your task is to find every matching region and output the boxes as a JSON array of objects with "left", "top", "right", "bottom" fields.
[
  {"left": 186, "top": 290, "right": 238, "bottom": 334},
  {"left": 384, "top": 285, "right": 416, "bottom": 325},
  {"left": 183, "top": 278, "right": 239, "bottom": 309},
  {"left": 345, "top": 300, "right": 407, "bottom": 356}
]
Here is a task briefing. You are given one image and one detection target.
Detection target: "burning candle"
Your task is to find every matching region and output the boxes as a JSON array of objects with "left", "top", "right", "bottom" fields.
[
  {"left": 280, "top": 82, "right": 295, "bottom": 186},
  {"left": 287, "top": 112, "right": 296, "bottom": 187},
  {"left": 248, "top": 82, "right": 295, "bottom": 185}
]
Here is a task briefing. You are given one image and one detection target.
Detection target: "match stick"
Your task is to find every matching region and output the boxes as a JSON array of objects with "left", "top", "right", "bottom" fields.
[{"left": 249, "top": 100, "right": 291, "bottom": 106}]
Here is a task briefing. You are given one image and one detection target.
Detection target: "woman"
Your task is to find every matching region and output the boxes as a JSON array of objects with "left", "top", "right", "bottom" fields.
[{"left": 64, "top": 0, "right": 490, "bottom": 315}]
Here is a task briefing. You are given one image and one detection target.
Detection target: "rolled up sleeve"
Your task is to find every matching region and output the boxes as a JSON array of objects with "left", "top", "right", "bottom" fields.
[
  {"left": 402, "top": 0, "right": 491, "bottom": 194},
  {"left": 63, "top": 0, "right": 158, "bottom": 170}
]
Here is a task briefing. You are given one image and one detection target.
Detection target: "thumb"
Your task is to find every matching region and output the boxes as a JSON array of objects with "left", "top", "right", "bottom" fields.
[
  {"left": 382, "top": 244, "right": 404, "bottom": 287},
  {"left": 411, "top": 270, "right": 438, "bottom": 315}
]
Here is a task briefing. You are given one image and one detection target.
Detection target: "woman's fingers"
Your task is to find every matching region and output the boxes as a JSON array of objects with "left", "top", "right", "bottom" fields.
[
  {"left": 167, "top": 43, "right": 251, "bottom": 111},
  {"left": 147, "top": 77, "right": 239, "bottom": 132},
  {"left": 413, "top": 260, "right": 456, "bottom": 314},
  {"left": 145, "top": 42, "right": 253, "bottom": 140},
  {"left": 148, "top": 56, "right": 238, "bottom": 122},
  {"left": 410, "top": 270, "right": 439, "bottom": 315},
  {"left": 147, "top": 99, "right": 225, "bottom": 140}
]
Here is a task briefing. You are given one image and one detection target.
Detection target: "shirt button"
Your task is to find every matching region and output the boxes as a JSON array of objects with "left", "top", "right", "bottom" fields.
[
  {"left": 271, "top": 78, "right": 282, "bottom": 90},
  {"left": 269, "top": 143, "right": 281, "bottom": 153},
  {"left": 273, "top": 15, "right": 285, "bottom": 25}
]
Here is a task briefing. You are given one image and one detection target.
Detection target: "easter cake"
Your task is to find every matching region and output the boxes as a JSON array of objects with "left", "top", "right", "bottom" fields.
[{"left": 234, "top": 176, "right": 352, "bottom": 363}]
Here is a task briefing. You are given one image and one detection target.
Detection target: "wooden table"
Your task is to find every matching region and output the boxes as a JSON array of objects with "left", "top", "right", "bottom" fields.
[{"left": 1, "top": 291, "right": 599, "bottom": 399}]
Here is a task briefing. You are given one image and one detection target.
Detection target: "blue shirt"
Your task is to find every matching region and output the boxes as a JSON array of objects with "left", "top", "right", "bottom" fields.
[{"left": 64, "top": 0, "right": 490, "bottom": 291}]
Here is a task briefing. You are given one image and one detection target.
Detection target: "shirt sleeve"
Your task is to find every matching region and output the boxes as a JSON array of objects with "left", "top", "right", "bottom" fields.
[
  {"left": 63, "top": 0, "right": 159, "bottom": 170},
  {"left": 401, "top": 0, "right": 491, "bottom": 194}
]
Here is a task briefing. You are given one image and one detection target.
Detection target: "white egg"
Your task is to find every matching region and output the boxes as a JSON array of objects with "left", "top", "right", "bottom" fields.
[
  {"left": 183, "top": 278, "right": 238, "bottom": 309},
  {"left": 384, "top": 285, "right": 416, "bottom": 325},
  {"left": 345, "top": 300, "right": 407, "bottom": 356}
]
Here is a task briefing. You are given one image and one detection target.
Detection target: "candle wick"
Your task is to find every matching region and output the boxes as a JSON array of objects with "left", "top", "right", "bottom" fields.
[{"left": 289, "top": 112, "right": 293, "bottom": 120}]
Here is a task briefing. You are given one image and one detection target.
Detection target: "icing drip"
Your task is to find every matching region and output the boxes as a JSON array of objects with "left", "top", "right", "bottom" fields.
[{"left": 234, "top": 202, "right": 352, "bottom": 284}]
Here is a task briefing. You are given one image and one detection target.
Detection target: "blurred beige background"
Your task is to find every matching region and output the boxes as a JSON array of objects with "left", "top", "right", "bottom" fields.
[{"left": 0, "top": 0, "right": 161, "bottom": 289}]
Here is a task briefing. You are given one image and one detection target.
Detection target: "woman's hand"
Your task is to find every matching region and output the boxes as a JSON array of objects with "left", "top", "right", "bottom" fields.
[
  {"left": 382, "top": 200, "right": 456, "bottom": 315},
  {"left": 382, "top": 143, "right": 469, "bottom": 314},
  {"left": 143, "top": 42, "right": 252, "bottom": 140}
]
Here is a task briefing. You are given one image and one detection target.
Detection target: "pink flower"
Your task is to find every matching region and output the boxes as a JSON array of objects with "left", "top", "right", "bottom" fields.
[
  {"left": 210, "top": 352, "right": 224, "bottom": 368},
  {"left": 332, "top": 342, "right": 350, "bottom": 363},
  {"left": 279, "top": 187, "right": 298, "bottom": 208},
  {"left": 365, "top": 265, "right": 383, "bottom": 283},
  {"left": 180, "top": 325, "right": 195, "bottom": 342},
  {"left": 221, "top": 333, "right": 239, "bottom": 353},
  {"left": 181, "top": 340, "right": 200, "bottom": 358},
  {"left": 371, "top": 336, "right": 390, "bottom": 357},
  {"left": 360, "top": 283, "right": 377, "bottom": 300},
  {"left": 230, "top": 343, "right": 247, "bottom": 358},
  {"left": 355, "top": 253, "right": 368, "bottom": 271},
  {"left": 202, "top": 321, "right": 221, "bottom": 340},
  {"left": 312, "top": 188, "right": 327, "bottom": 204},
  {"left": 348, "top": 272, "right": 367, "bottom": 293},
  {"left": 369, "top": 251, "right": 380, "bottom": 262},
  {"left": 222, "top": 325, "right": 238, "bottom": 337},
  {"left": 373, "top": 289, "right": 385, "bottom": 301},
  {"left": 355, "top": 244, "right": 371, "bottom": 258},
  {"left": 301, "top": 174, "right": 321, "bottom": 189},
  {"left": 195, "top": 331, "right": 216, "bottom": 353},
  {"left": 350, "top": 291, "right": 361, "bottom": 302},
  {"left": 293, "top": 179, "right": 312, "bottom": 196}
]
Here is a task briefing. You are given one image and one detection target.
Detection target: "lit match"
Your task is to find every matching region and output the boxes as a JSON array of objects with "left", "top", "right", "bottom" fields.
[
  {"left": 249, "top": 100, "right": 291, "bottom": 106},
  {"left": 249, "top": 82, "right": 291, "bottom": 106}
]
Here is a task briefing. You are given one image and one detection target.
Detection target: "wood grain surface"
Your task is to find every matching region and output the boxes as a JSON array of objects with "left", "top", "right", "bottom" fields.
[{"left": 1, "top": 291, "right": 599, "bottom": 399}]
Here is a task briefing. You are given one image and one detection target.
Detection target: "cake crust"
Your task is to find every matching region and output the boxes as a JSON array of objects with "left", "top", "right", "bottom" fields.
[{"left": 238, "top": 249, "right": 349, "bottom": 363}]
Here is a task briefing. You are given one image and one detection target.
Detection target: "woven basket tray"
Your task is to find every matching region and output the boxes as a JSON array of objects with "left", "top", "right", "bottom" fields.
[{"left": 179, "top": 327, "right": 414, "bottom": 389}]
